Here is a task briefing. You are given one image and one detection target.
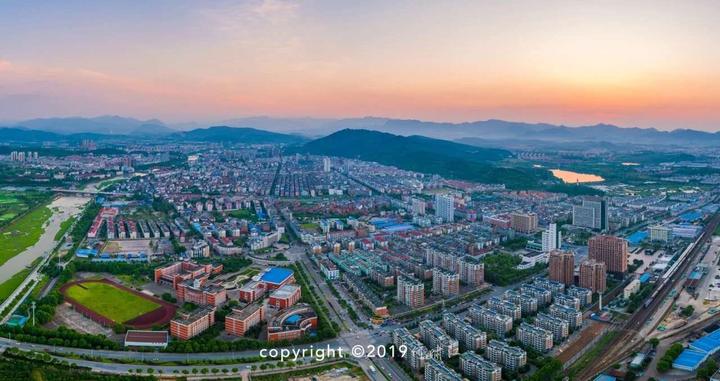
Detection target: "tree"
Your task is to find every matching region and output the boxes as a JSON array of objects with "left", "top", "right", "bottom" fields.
[{"left": 649, "top": 337, "right": 659, "bottom": 348}]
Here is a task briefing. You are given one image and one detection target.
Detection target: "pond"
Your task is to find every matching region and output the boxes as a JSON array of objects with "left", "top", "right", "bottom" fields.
[{"left": 550, "top": 169, "right": 605, "bottom": 183}]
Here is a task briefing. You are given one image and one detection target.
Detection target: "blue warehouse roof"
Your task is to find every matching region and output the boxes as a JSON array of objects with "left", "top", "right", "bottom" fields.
[{"left": 261, "top": 267, "right": 294, "bottom": 285}]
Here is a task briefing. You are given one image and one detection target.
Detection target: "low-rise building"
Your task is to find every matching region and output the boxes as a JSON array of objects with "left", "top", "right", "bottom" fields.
[
  {"left": 170, "top": 306, "right": 216, "bottom": 340},
  {"left": 225, "top": 303, "right": 264, "bottom": 336},
  {"left": 268, "top": 284, "right": 302, "bottom": 309}
]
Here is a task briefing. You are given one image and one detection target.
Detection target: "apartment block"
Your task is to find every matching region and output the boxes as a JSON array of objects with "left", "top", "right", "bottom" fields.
[
  {"left": 579, "top": 259, "right": 607, "bottom": 293},
  {"left": 567, "top": 286, "right": 593, "bottom": 306},
  {"left": 432, "top": 268, "right": 460, "bottom": 297},
  {"left": 393, "top": 327, "right": 431, "bottom": 372},
  {"left": 519, "top": 284, "right": 552, "bottom": 307},
  {"left": 485, "top": 340, "right": 527, "bottom": 371},
  {"left": 419, "top": 320, "right": 459, "bottom": 359},
  {"left": 425, "top": 358, "right": 463, "bottom": 381},
  {"left": 516, "top": 322, "right": 553, "bottom": 352},
  {"left": 460, "top": 351, "right": 502, "bottom": 381},
  {"left": 397, "top": 275, "right": 425, "bottom": 308},
  {"left": 503, "top": 290, "right": 538, "bottom": 316},
  {"left": 442, "top": 313, "right": 487, "bottom": 351},
  {"left": 487, "top": 297, "right": 522, "bottom": 321},
  {"left": 535, "top": 312, "right": 569, "bottom": 343},
  {"left": 468, "top": 305, "right": 513, "bottom": 336},
  {"left": 549, "top": 303, "right": 583, "bottom": 330},
  {"left": 548, "top": 250, "right": 575, "bottom": 286},
  {"left": 588, "top": 235, "right": 628, "bottom": 273}
]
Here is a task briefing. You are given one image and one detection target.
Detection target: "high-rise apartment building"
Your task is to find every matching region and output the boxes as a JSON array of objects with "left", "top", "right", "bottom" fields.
[
  {"left": 542, "top": 223, "right": 562, "bottom": 252},
  {"left": 510, "top": 212, "right": 538, "bottom": 233},
  {"left": 579, "top": 259, "right": 607, "bottom": 293},
  {"left": 588, "top": 235, "right": 628, "bottom": 273},
  {"left": 458, "top": 256, "right": 484, "bottom": 286},
  {"left": 573, "top": 197, "right": 608, "bottom": 230},
  {"left": 548, "top": 250, "right": 575, "bottom": 285},
  {"left": 434, "top": 194, "right": 455, "bottom": 223},
  {"left": 412, "top": 198, "right": 426, "bottom": 215},
  {"left": 432, "top": 268, "right": 460, "bottom": 297},
  {"left": 397, "top": 275, "right": 425, "bottom": 308}
]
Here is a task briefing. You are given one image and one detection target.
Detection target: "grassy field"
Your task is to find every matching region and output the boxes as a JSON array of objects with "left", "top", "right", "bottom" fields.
[
  {"left": 0, "top": 206, "right": 52, "bottom": 266},
  {"left": 0, "top": 269, "right": 31, "bottom": 302},
  {"left": 54, "top": 216, "right": 76, "bottom": 241},
  {"left": 0, "top": 191, "right": 51, "bottom": 227},
  {"left": 64, "top": 281, "right": 160, "bottom": 323}
]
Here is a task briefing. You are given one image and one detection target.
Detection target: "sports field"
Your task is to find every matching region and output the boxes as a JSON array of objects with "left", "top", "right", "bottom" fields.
[{"left": 63, "top": 281, "right": 160, "bottom": 323}]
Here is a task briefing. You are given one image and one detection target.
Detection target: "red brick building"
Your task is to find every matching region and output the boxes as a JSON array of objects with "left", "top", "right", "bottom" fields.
[
  {"left": 268, "top": 284, "right": 301, "bottom": 309},
  {"left": 588, "top": 235, "right": 628, "bottom": 273},
  {"left": 225, "top": 304, "right": 264, "bottom": 337},
  {"left": 170, "top": 306, "right": 216, "bottom": 340}
]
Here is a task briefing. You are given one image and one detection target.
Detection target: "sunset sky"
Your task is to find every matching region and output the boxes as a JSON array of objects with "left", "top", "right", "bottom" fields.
[{"left": 1, "top": 0, "right": 719, "bottom": 130}]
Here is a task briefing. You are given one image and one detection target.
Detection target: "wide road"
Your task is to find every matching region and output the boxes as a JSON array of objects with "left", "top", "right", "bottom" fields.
[{"left": 574, "top": 211, "right": 720, "bottom": 380}]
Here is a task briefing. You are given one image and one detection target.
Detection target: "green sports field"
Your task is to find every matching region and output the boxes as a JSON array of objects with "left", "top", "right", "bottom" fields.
[{"left": 64, "top": 281, "right": 160, "bottom": 323}]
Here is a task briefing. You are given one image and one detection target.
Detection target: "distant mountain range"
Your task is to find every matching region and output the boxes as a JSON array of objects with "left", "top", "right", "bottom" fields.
[
  {"left": 9, "top": 116, "right": 173, "bottom": 136},
  {"left": 0, "top": 124, "right": 305, "bottom": 145},
  {"left": 167, "top": 126, "right": 305, "bottom": 144},
  {"left": 3, "top": 115, "right": 719, "bottom": 147},
  {"left": 295, "top": 129, "right": 542, "bottom": 188},
  {"left": 219, "top": 116, "right": 720, "bottom": 147}
]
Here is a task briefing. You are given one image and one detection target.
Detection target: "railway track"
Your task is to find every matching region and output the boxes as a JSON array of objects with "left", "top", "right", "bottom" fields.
[{"left": 573, "top": 211, "right": 720, "bottom": 380}]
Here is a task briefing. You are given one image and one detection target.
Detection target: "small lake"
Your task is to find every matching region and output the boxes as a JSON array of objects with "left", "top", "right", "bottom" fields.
[{"left": 550, "top": 169, "right": 605, "bottom": 184}]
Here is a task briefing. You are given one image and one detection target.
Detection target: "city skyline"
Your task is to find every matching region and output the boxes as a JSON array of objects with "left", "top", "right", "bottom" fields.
[{"left": 1, "top": 0, "right": 719, "bottom": 131}]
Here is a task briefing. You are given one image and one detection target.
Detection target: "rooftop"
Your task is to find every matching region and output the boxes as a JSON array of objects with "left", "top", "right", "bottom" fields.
[{"left": 260, "top": 267, "right": 294, "bottom": 285}]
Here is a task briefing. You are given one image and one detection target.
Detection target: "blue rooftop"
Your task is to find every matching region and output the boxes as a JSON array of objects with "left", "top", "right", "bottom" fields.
[
  {"left": 689, "top": 327, "right": 720, "bottom": 353},
  {"left": 673, "top": 349, "right": 708, "bottom": 371},
  {"left": 679, "top": 211, "right": 702, "bottom": 222},
  {"left": 639, "top": 273, "right": 651, "bottom": 283},
  {"left": 626, "top": 230, "right": 648, "bottom": 245},
  {"left": 593, "top": 375, "right": 616, "bottom": 381},
  {"left": 261, "top": 267, "right": 294, "bottom": 285}
]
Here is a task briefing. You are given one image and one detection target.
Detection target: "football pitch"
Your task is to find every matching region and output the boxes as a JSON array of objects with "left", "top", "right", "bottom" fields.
[{"left": 63, "top": 281, "right": 160, "bottom": 323}]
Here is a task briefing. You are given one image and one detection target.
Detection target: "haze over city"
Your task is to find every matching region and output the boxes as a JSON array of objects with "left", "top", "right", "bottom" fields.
[
  {"left": 3, "top": 2, "right": 720, "bottom": 381},
  {"left": 1, "top": 0, "right": 719, "bottom": 131}
]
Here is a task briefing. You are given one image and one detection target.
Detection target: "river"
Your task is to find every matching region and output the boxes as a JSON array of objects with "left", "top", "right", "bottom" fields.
[{"left": 0, "top": 196, "right": 89, "bottom": 284}]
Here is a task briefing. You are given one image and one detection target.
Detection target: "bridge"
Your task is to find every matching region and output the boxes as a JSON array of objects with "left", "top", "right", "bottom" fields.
[{"left": 51, "top": 188, "right": 132, "bottom": 197}]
